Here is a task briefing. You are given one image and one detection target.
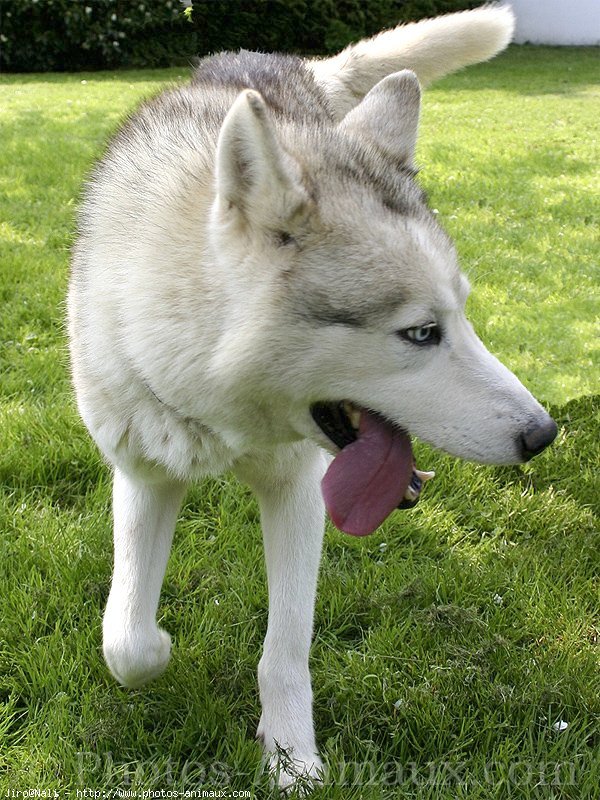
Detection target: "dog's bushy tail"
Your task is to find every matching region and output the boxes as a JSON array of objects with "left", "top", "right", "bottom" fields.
[{"left": 310, "top": 4, "right": 514, "bottom": 118}]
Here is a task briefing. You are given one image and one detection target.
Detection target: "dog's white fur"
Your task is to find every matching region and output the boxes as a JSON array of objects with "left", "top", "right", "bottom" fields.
[
  {"left": 310, "top": 4, "right": 514, "bottom": 117},
  {"left": 69, "top": 5, "right": 554, "bottom": 789}
]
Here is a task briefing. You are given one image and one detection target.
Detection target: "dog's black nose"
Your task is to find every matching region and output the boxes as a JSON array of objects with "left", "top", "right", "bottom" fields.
[{"left": 518, "top": 417, "right": 558, "bottom": 461}]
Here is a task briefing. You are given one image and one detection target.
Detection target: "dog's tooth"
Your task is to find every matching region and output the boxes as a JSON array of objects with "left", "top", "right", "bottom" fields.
[
  {"left": 410, "top": 473, "right": 422, "bottom": 492},
  {"left": 414, "top": 469, "right": 435, "bottom": 482},
  {"left": 404, "top": 468, "right": 435, "bottom": 502},
  {"left": 343, "top": 401, "right": 361, "bottom": 430},
  {"left": 404, "top": 484, "right": 419, "bottom": 501}
]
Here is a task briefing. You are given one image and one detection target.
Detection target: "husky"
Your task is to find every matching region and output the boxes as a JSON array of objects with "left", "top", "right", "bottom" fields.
[{"left": 68, "top": 4, "right": 557, "bottom": 789}]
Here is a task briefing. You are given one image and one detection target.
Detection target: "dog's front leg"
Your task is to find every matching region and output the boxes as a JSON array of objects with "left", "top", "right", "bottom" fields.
[
  {"left": 235, "top": 443, "right": 328, "bottom": 790},
  {"left": 103, "top": 467, "right": 186, "bottom": 689}
]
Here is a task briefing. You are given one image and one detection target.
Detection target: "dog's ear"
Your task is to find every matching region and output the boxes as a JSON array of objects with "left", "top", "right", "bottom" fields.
[
  {"left": 216, "top": 89, "right": 307, "bottom": 228},
  {"left": 339, "top": 70, "right": 421, "bottom": 167}
]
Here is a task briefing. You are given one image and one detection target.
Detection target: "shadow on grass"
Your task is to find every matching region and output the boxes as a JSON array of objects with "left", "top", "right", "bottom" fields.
[{"left": 492, "top": 395, "right": 598, "bottom": 497}]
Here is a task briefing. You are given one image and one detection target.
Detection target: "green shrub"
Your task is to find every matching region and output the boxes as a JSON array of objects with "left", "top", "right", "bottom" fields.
[
  {"left": 0, "top": 0, "right": 483, "bottom": 73},
  {"left": 0, "top": 0, "right": 188, "bottom": 71}
]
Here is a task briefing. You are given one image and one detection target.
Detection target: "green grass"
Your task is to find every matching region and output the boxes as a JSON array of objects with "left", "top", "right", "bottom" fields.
[{"left": 0, "top": 46, "right": 598, "bottom": 799}]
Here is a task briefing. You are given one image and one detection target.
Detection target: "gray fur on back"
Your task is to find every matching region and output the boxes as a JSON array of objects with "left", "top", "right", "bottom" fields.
[{"left": 191, "top": 50, "right": 333, "bottom": 124}]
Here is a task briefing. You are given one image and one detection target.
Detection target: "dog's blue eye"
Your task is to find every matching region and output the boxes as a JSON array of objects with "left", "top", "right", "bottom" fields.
[{"left": 399, "top": 323, "right": 440, "bottom": 345}]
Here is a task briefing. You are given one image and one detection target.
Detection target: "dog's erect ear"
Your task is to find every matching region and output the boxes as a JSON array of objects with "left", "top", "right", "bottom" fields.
[
  {"left": 339, "top": 70, "right": 421, "bottom": 166},
  {"left": 216, "top": 89, "right": 307, "bottom": 228}
]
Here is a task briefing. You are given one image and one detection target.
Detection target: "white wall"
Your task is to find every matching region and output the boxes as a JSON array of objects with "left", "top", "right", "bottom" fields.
[{"left": 510, "top": 0, "right": 600, "bottom": 45}]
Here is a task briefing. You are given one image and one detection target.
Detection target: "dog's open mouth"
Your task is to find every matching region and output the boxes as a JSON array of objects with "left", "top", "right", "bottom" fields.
[{"left": 311, "top": 401, "right": 434, "bottom": 537}]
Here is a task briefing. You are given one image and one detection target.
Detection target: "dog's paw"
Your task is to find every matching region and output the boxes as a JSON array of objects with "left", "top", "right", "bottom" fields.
[
  {"left": 257, "top": 722, "right": 324, "bottom": 794},
  {"left": 265, "top": 747, "right": 324, "bottom": 795},
  {"left": 103, "top": 625, "right": 171, "bottom": 688}
]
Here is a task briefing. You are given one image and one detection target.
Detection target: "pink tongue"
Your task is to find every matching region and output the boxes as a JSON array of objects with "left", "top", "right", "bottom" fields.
[{"left": 321, "top": 410, "right": 413, "bottom": 536}]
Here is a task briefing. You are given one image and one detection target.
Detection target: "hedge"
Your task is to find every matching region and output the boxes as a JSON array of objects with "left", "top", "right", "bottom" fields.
[{"left": 0, "top": 0, "right": 484, "bottom": 73}]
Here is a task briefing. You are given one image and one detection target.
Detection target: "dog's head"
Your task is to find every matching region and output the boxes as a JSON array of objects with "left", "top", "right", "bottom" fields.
[{"left": 210, "top": 73, "right": 557, "bottom": 534}]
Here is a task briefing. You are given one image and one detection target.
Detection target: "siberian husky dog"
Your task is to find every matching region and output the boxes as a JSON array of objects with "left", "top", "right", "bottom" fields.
[{"left": 69, "top": 4, "right": 557, "bottom": 789}]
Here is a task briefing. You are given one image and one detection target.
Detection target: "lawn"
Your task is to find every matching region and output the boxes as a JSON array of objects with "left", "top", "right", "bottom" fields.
[{"left": 0, "top": 46, "right": 598, "bottom": 799}]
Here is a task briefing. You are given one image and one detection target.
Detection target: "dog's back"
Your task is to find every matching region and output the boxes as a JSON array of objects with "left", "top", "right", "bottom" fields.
[{"left": 191, "top": 50, "right": 331, "bottom": 123}]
